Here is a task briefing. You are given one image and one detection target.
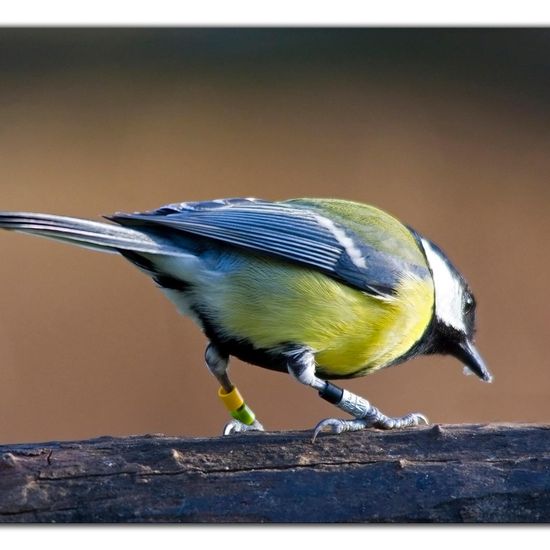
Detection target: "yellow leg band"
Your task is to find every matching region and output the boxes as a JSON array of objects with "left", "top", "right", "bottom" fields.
[
  {"left": 218, "top": 386, "right": 244, "bottom": 412},
  {"left": 218, "top": 386, "right": 256, "bottom": 426}
]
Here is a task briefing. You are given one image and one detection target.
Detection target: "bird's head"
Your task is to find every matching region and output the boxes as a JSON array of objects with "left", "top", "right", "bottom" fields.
[{"left": 419, "top": 237, "right": 492, "bottom": 383}]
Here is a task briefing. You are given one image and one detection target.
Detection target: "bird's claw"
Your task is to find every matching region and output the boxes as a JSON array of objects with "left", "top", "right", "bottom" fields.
[
  {"left": 312, "top": 411, "right": 429, "bottom": 442},
  {"left": 223, "top": 419, "right": 265, "bottom": 435},
  {"left": 374, "top": 412, "right": 429, "bottom": 429},
  {"left": 312, "top": 418, "right": 349, "bottom": 442},
  {"left": 411, "top": 412, "right": 429, "bottom": 425}
]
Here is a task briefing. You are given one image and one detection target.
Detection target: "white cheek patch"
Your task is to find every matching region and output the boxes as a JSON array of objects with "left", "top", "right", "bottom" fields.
[
  {"left": 420, "top": 238, "right": 466, "bottom": 332},
  {"left": 314, "top": 214, "right": 367, "bottom": 269}
]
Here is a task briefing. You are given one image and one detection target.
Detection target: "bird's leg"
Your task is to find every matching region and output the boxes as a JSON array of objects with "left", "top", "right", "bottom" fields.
[
  {"left": 285, "top": 348, "right": 428, "bottom": 442},
  {"left": 204, "top": 343, "right": 264, "bottom": 435}
]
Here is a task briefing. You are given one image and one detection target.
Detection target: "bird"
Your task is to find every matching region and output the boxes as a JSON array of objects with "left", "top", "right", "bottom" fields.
[{"left": 0, "top": 197, "right": 492, "bottom": 439}]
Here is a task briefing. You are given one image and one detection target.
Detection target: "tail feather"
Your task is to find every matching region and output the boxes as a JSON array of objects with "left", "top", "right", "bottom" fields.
[{"left": 0, "top": 211, "right": 186, "bottom": 256}]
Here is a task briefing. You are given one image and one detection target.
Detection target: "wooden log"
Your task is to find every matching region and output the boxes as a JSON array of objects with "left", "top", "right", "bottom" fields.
[{"left": 0, "top": 423, "right": 549, "bottom": 523}]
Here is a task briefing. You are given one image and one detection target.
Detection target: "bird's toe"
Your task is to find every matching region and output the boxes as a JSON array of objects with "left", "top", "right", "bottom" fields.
[{"left": 223, "top": 419, "right": 264, "bottom": 435}]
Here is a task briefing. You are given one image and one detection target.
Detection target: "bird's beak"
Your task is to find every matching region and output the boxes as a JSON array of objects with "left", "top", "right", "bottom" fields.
[{"left": 454, "top": 339, "right": 493, "bottom": 383}]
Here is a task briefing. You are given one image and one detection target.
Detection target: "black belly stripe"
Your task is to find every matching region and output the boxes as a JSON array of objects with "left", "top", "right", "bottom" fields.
[{"left": 188, "top": 303, "right": 304, "bottom": 374}]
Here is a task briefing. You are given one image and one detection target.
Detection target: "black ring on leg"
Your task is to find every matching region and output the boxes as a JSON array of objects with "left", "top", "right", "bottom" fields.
[{"left": 319, "top": 382, "right": 344, "bottom": 405}]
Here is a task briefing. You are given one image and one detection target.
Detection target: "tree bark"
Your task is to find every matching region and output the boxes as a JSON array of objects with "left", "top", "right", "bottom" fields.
[{"left": 1, "top": 423, "right": 549, "bottom": 523}]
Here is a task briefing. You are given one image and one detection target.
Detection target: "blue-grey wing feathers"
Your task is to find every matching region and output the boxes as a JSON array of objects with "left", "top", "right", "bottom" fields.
[{"left": 109, "top": 198, "right": 422, "bottom": 297}]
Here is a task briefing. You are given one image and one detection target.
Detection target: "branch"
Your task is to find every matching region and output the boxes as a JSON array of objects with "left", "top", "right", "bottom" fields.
[{"left": 1, "top": 423, "right": 549, "bottom": 522}]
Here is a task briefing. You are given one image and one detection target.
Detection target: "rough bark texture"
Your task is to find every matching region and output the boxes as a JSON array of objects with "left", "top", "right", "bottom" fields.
[{"left": 0, "top": 423, "right": 549, "bottom": 523}]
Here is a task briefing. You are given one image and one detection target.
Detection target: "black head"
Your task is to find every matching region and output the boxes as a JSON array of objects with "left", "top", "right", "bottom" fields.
[{"left": 419, "top": 237, "right": 492, "bottom": 383}]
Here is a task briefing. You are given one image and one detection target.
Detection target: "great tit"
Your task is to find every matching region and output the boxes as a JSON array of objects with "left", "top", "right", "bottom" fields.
[{"left": 0, "top": 198, "right": 491, "bottom": 439}]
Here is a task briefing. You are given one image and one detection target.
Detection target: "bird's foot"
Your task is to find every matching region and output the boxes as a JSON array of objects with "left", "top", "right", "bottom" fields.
[
  {"left": 312, "top": 410, "right": 428, "bottom": 442},
  {"left": 223, "top": 418, "right": 265, "bottom": 436}
]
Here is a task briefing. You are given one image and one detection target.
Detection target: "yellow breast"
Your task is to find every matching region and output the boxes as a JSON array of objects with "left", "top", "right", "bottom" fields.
[{"left": 199, "top": 253, "right": 434, "bottom": 378}]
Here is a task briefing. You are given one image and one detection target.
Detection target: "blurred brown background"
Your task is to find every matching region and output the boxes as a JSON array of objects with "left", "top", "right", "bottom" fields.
[{"left": 0, "top": 28, "right": 548, "bottom": 444}]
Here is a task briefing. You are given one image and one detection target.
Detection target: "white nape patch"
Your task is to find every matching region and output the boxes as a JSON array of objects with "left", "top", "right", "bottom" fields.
[
  {"left": 420, "top": 238, "right": 466, "bottom": 332},
  {"left": 314, "top": 214, "right": 367, "bottom": 269}
]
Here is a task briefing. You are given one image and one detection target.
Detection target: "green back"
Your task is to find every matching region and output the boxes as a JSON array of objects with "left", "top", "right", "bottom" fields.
[{"left": 285, "top": 198, "right": 428, "bottom": 269}]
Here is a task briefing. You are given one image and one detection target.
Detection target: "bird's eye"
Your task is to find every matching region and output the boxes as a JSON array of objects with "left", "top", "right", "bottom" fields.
[{"left": 464, "top": 294, "right": 475, "bottom": 313}]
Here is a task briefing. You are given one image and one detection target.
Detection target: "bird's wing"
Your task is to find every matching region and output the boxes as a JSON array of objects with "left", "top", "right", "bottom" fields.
[{"left": 108, "top": 198, "right": 430, "bottom": 297}]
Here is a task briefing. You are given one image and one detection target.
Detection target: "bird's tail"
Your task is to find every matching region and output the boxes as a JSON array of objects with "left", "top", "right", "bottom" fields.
[{"left": 0, "top": 211, "right": 185, "bottom": 256}]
